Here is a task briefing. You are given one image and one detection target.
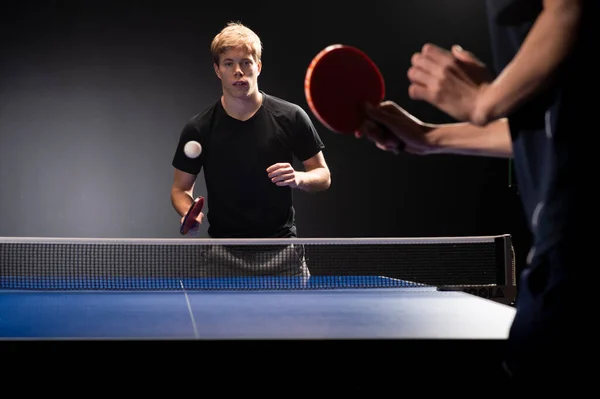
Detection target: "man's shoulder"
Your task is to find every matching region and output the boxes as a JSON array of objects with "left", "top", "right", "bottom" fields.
[
  {"left": 186, "top": 99, "right": 221, "bottom": 130},
  {"left": 262, "top": 92, "right": 305, "bottom": 118}
]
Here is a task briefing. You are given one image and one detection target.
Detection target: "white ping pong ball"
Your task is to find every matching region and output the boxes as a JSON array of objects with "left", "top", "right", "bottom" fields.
[{"left": 184, "top": 140, "right": 202, "bottom": 158}]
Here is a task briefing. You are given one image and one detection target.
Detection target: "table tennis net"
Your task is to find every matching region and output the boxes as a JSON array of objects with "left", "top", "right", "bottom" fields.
[{"left": 0, "top": 234, "right": 514, "bottom": 291}]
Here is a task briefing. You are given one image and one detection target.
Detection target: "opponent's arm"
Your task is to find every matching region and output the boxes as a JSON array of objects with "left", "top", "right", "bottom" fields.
[
  {"left": 427, "top": 118, "right": 513, "bottom": 158},
  {"left": 362, "top": 100, "right": 512, "bottom": 158},
  {"left": 472, "top": 0, "right": 584, "bottom": 125}
]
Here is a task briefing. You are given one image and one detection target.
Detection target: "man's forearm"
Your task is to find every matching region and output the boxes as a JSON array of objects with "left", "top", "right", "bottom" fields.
[
  {"left": 428, "top": 118, "right": 513, "bottom": 158},
  {"left": 473, "top": 0, "right": 583, "bottom": 125},
  {"left": 171, "top": 189, "right": 195, "bottom": 217},
  {"left": 297, "top": 168, "right": 331, "bottom": 192}
]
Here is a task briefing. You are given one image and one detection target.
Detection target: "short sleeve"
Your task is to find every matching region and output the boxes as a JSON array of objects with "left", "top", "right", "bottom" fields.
[
  {"left": 171, "top": 122, "right": 204, "bottom": 175},
  {"left": 291, "top": 106, "right": 325, "bottom": 162}
]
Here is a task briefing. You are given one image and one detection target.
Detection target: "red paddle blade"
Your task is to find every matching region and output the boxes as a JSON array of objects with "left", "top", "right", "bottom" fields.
[
  {"left": 305, "top": 44, "right": 385, "bottom": 134},
  {"left": 180, "top": 196, "right": 204, "bottom": 235}
]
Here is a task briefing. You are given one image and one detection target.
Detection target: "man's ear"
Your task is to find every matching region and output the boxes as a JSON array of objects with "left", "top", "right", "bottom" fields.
[
  {"left": 257, "top": 61, "right": 262, "bottom": 76},
  {"left": 213, "top": 63, "right": 221, "bottom": 79}
]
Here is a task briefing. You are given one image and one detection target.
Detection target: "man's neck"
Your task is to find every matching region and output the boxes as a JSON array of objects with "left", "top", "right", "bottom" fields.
[{"left": 221, "top": 91, "right": 264, "bottom": 121}]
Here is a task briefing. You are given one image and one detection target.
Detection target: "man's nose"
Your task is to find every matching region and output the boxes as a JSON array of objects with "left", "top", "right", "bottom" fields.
[{"left": 234, "top": 64, "right": 244, "bottom": 75}]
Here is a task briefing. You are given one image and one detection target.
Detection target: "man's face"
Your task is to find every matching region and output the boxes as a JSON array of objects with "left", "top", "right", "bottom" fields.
[{"left": 214, "top": 47, "right": 262, "bottom": 99}]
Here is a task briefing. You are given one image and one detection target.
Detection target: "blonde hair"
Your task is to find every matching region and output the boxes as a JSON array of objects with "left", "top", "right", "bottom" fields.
[{"left": 210, "top": 22, "right": 263, "bottom": 65}]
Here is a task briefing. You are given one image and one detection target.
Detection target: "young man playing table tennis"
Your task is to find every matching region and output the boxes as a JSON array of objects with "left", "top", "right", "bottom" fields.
[
  {"left": 356, "top": 0, "right": 593, "bottom": 383},
  {"left": 170, "top": 22, "right": 331, "bottom": 277}
]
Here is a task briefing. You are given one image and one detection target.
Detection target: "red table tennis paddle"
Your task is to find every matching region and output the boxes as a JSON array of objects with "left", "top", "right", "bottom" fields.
[
  {"left": 180, "top": 196, "right": 204, "bottom": 235},
  {"left": 304, "top": 44, "right": 403, "bottom": 149}
]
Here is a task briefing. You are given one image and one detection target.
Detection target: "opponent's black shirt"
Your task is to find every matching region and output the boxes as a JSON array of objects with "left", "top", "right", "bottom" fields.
[
  {"left": 172, "top": 91, "right": 325, "bottom": 238},
  {"left": 485, "top": 0, "right": 593, "bottom": 263}
]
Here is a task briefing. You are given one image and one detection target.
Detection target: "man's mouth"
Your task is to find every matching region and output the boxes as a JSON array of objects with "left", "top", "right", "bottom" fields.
[{"left": 233, "top": 81, "right": 248, "bottom": 87}]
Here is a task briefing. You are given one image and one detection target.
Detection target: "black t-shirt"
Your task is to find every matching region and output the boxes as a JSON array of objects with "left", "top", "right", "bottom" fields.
[
  {"left": 485, "top": 0, "right": 593, "bottom": 263},
  {"left": 172, "top": 91, "right": 325, "bottom": 238}
]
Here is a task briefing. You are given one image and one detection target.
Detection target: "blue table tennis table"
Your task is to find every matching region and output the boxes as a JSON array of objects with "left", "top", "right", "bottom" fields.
[
  {"left": 0, "top": 276, "right": 515, "bottom": 340},
  {"left": 0, "top": 275, "right": 518, "bottom": 384}
]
